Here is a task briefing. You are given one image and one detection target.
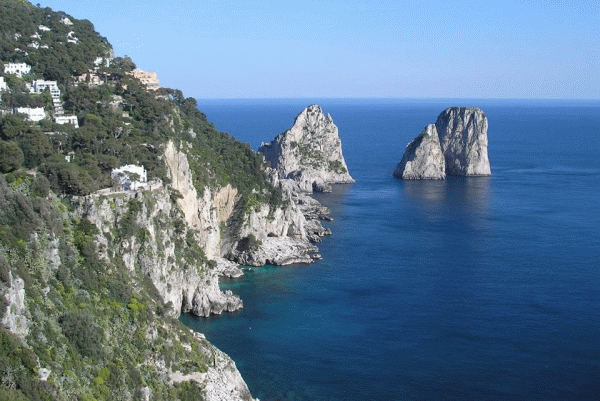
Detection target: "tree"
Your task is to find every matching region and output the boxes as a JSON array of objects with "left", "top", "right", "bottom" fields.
[
  {"left": 0, "top": 115, "right": 29, "bottom": 140},
  {"left": 19, "top": 129, "right": 52, "bottom": 168},
  {"left": 0, "top": 140, "right": 24, "bottom": 172}
]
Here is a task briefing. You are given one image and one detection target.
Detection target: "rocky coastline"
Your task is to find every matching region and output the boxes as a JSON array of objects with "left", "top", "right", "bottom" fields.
[{"left": 71, "top": 105, "right": 354, "bottom": 320}]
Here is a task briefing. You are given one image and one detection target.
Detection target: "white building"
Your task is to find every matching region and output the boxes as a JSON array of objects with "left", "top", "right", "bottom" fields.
[
  {"left": 0, "top": 77, "right": 7, "bottom": 92},
  {"left": 30, "top": 80, "right": 60, "bottom": 98},
  {"left": 93, "top": 57, "right": 112, "bottom": 69},
  {"left": 3, "top": 63, "right": 31, "bottom": 77},
  {"left": 55, "top": 115, "right": 79, "bottom": 128},
  {"left": 60, "top": 17, "right": 73, "bottom": 26},
  {"left": 38, "top": 25, "right": 51, "bottom": 32},
  {"left": 111, "top": 165, "right": 148, "bottom": 191},
  {"left": 67, "top": 31, "right": 79, "bottom": 44},
  {"left": 14, "top": 107, "right": 46, "bottom": 122}
]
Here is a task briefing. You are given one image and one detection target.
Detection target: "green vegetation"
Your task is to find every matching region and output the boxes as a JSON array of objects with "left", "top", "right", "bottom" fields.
[
  {"left": 0, "top": 0, "right": 111, "bottom": 83},
  {"left": 0, "top": 174, "right": 211, "bottom": 400},
  {"left": 237, "top": 234, "right": 262, "bottom": 253},
  {"left": 329, "top": 160, "right": 347, "bottom": 174}
]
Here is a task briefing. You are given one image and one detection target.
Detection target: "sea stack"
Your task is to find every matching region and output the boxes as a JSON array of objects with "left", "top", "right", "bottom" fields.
[
  {"left": 393, "top": 124, "right": 445, "bottom": 179},
  {"left": 436, "top": 107, "right": 491, "bottom": 176},
  {"left": 259, "top": 104, "right": 354, "bottom": 192},
  {"left": 395, "top": 107, "right": 491, "bottom": 179}
]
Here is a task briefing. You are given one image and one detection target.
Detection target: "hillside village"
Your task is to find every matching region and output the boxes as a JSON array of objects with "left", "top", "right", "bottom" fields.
[
  {"left": 0, "top": 2, "right": 167, "bottom": 195},
  {"left": 1, "top": 58, "right": 161, "bottom": 191}
]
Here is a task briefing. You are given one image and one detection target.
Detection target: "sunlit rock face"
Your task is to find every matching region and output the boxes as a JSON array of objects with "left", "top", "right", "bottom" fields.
[
  {"left": 259, "top": 104, "right": 354, "bottom": 193},
  {"left": 435, "top": 107, "right": 491, "bottom": 176},
  {"left": 395, "top": 107, "right": 491, "bottom": 179},
  {"left": 394, "top": 124, "right": 446, "bottom": 180}
]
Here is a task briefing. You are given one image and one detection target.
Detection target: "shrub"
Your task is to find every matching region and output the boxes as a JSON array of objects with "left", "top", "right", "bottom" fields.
[
  {"left": 237, "top": 234, "right": 262, "bottom": 252},
  {"left": 58, "top": 312, "right": 104, "bottom": 358}
]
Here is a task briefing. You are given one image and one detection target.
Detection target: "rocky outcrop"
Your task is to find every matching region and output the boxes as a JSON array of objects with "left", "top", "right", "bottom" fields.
[
  {"left": 204, "top": 345, "right": 255, "bottom": 401},
  {"left": 170, "top": 332, "right": 256, "bottom": 401},
  {"left": 259, "top": 104, "right": 354, "bottom": 193},
  {"left": 225, "top": 193, "right": 328, "bottom": 266},
  {"left": 394, "top": 124, "right": 445, "bottom": 179},
  {"left": 395, "top": 107, "right": 491, "bottom": 179},
  {"left": 74, "top": 137, "right": 335, "bottom": 316},
  {"left": 436, "top": 107, "right": 491, "bottom": 176},
  {"left": 1, "top": 272, "right": 30, "bottom": 339}
]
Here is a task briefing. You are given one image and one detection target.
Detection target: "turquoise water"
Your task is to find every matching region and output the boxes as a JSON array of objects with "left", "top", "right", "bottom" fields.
[{"left": 180, "top": 99, "right": 600, "bottom": 400}]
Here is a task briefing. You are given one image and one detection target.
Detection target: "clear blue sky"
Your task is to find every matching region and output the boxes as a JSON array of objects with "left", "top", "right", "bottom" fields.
[{"left": 40, "top": 0, "right": 599, "bottom": 99}]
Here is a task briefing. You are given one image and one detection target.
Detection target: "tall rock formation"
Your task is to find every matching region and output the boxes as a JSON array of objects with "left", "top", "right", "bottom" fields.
[
  {"left": 259, "top": 105, "right": 354, "bottom": 193},
  {"left": 435, "top": 107, "right": 491, "bottom": 176},
  {"left": 395, "top": 107, "right": 491, "bottom": 179},
  {"left": 393, "top": 124, "right": 445, "bottom": 180}
]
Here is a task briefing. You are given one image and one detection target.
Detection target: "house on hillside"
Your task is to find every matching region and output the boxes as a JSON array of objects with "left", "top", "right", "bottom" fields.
[
  {"left": 4, "top": 63, "right": 31, "bottom": 77},
  {"left": 111, "top": 165, "right": 148, "bottom": 191},
  {"left": 30, "top": 80, "right": 61, "bottom": 97},
  {"left": 55, "top": 115, "right": 79, "bottom": 128},
  {"left": 94, "top": 57, "right": 113, "bottom": 69},
  {"left": 75, "top": 73, "right": 104, "bottom": 87},
  {"left": 132, "top": 69, "right": 160, "bottom": 90},
  {"left": 0, "top": 77, "right": 7, "bottom": 92},
  {"left": 13, "top": 107, "right": 46, "bottom": 122}
]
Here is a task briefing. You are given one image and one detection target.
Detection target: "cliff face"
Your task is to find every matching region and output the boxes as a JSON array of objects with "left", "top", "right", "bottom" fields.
[
  {"left": 74, "top": 185, "right": 243, "bottom": 318},
  {"left": 164, "top": 141, "right": 238, "bottom": 260},
  {"left": 395, "top": 107, "right": 491, "bottom": 179},
  {"left": 226, "top": 197, "right": 326, "bottom": 266},
  {"left": 259, "top": 105, "right": 354, "bottom": 193},
  {"left": 0, "top": 175, "right": 256, "bottom": 401},
  {"left": 435, "top": 107, "right": 491, "bottom": 176},
  {"left": 394, "top": 124, "right": 445, "bottom": 180}
]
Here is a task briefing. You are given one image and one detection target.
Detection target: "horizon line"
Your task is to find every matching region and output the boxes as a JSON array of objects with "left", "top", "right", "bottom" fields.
[{"left": 193, "top": 96, "right": 600, "bottom": 102}]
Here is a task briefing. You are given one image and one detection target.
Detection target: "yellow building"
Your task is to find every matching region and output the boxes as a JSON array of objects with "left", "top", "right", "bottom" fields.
[{"left": 132, "top": 69, "right": 160, "bottom": 90}]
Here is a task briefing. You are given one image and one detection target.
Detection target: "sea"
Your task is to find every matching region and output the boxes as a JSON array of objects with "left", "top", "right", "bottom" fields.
[{"left": 180, "top": 98, "right": 600, "bottom": 401}]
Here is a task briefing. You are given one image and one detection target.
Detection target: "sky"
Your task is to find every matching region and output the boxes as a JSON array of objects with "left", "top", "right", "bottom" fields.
[{"left": 39, "top": 0, "right": 600, "bottom": 99}]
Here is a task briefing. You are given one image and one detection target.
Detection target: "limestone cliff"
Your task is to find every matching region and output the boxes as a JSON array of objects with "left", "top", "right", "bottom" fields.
[
  {"left": 226, "top": 197, "right": 326, "bottom": 266},
  {"left": 164, "top": 141, "right": 238, "bottom": 260},
  {"left": 395, "top": 107, "right": 491, "bottom": 179},
  {"left": 74, "top": 138, "right": 334, "bottom": 317},
  {"left": 435, "top": 107, "right": 491, "bottom": 176},
  {"left": 75, "top": 185, "right": 243, "bottom": 318},
  {"left": 171, "top": 332, "right": 255, "bottom": 401},
  {"left": 0, "top": 272, "right": 29, "bottom": 339},
  {"left": 259, "top": 104, "right": 354, "bottom": 193},
  {"left": 394, "top": 124, "right": 445, "bottom": 180}
]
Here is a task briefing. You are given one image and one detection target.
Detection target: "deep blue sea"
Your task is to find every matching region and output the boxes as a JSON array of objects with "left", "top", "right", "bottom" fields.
[{"left": 180, "top": 99, "right": 600, "bottom": 401}]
